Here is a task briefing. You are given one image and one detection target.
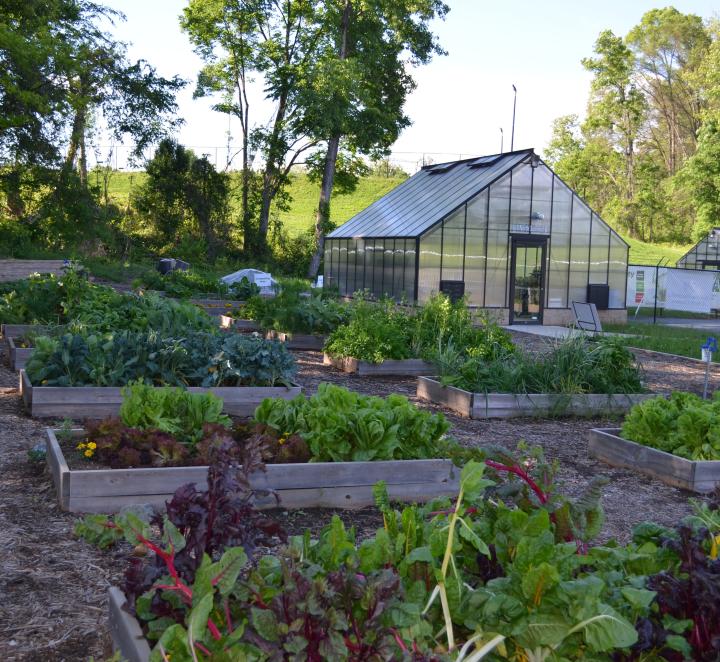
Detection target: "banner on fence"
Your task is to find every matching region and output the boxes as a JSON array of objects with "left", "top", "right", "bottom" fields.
[{"left": 627, "top": 265, "right": 720, "bottom": 315}]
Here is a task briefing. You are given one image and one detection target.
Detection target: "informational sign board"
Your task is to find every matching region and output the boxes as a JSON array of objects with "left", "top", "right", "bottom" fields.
[{"left": 571, "top": 301, "right": 603, "bottom": 333}]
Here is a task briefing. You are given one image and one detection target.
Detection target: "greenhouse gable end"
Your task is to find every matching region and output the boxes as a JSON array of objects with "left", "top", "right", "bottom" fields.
[{"left": 324, "top": 149, "right": 628, "bottom": 326}]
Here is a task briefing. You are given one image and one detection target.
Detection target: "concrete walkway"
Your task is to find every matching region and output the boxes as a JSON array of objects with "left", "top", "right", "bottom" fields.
[{"left": 502, "top": 324, "right": 577, "bottom": 339}]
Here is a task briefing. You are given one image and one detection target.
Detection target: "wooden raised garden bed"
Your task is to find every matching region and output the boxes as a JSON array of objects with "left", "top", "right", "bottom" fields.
[
  {"left": 219, "top": 315, "right": 259, "bottom": 331},
  {"left": 589, "top": 428, "right": 720, "bottom": 493},
  {"left": 5, "top": 336, "right": 32, "bottom": 371},
  {"left": 46, "top": 428, "right": 460, "bottom": 513},
  {"left": 20, "top": 371, "right": 301, "bottom": 419},
  {"left": 1, "top": 323, "right": 45, "bottom": 339},
  {"left": 323, "top": 354, "right": 434, "bottom": 377},
  {"left": 109, "top": 587, "right": 151, "bottom": 662},
  {"left": 266, "top": 330, "right": 326, "bottom": 351},
  {"left": 417, "top": 377, "right": 655, "bottom": 419}
]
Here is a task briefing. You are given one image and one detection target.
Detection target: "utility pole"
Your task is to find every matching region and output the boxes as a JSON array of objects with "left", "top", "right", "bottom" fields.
[
  {"left": 500, "top": 127, "right": 504, "bottom": 153},
  {"left": 511, "top": 84, "right": 517, "bottom": 151}
]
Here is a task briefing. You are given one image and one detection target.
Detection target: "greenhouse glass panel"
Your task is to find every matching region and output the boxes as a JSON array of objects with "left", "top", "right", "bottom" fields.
[
  {"left": 488, "top": 173, "right": 511, "bottom": 230},
  {"left": 384, "top": 240, "right": 395, "bottom": 298},
  {"left": 331, "top": 241, "right": 341, "bottom": 290},
  {"left": 347, "top": 239, "right": 357, "bottom": 295},
  {"left": 356, "top": 239, "right": 366, "bottom": 292},
  {"left": 365, "top": 241, "right": 375, "bottom": 294},
  {"left": 393, "top": 241, "right": 406, "bottom": 298},
  {"left": 403, "top": 240, "right": 417, "bottom": 302},
  {"left": 485, "top": 230, "right": 509, "bottom": 306},
  {"left": 589, "top": 216, "right": 609, "bottom": 285},
  {"left": 547, "top": 177, "right": 571, "bottom": 308},
  {"left": 441, "top": 207, "right": 465, "bottom": 282},
  {"left": 465, "top": 191, "right": 488, "bottom": 306},
  {"left": 418, "top": 224, "right": 442, "bottom": 302},
  {"left": 373, "top": 239, "right": 385, "bottom": 298},
  {"left": 530, "top": 165, "right": 553, "bottom": 235},
  {"left": 323, "top": 243, "right": 332, "bottom": 287},
  {"left": 338, "top": 240, "right": 348, "bottom": 296},
  {"left": 509, "top": 164, "right": 532, "bottom": 233},
  {"left": 569, "top": 197, "right": 591, "bottom": 303}
]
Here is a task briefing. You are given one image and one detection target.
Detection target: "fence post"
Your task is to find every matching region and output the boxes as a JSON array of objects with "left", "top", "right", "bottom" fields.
[{"left": 652, "top": 263, "right": 659, "bottom": 324}]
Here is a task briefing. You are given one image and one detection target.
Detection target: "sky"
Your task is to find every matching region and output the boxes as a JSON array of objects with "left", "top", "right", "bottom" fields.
[{"left": 99, "top": 0, "right": 719, "bottom": 171}]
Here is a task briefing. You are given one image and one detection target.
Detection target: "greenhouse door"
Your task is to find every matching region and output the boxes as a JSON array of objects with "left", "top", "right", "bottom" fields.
[{"left": 510, "top": 238, "right": 546, "bottom": 324}]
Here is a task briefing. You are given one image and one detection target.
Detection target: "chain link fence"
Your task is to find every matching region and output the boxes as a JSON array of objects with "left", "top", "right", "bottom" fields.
[{"left": 626, "top": 264, "right": 720, "bottom": 323}]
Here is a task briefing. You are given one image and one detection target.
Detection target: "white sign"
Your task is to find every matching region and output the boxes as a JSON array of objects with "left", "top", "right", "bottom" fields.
[
  {"left": 254, "top": 275, "right": 273, "bottom": 288},
  {"left": 511, "top": 223, "right": 549, "bottom": 235}
]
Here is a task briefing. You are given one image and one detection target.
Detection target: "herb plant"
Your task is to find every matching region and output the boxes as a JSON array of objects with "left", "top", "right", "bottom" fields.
[{"left": 439, "top": 335, "right": 645, "bottom": 395}]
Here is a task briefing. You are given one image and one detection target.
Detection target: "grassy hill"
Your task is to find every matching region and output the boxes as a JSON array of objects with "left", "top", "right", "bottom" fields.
[{"left": 104, "top": 169, "right": 692, "bottom": 265}]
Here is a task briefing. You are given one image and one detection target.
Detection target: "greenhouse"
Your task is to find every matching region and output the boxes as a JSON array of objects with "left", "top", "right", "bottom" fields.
[
  {"left": 676, "top": 228, "right": 720, "bottom": 270},
  {"left": 324, "top": 148, "right": 628, "bottom": 325}
]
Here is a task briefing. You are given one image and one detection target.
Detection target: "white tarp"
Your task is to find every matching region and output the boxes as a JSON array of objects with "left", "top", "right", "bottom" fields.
[
  {"left": 221, "top": 268, "right": 277, "bottom": 294},
  {"left": 627, "top": 265, "right": 720, "bottom": 314}
]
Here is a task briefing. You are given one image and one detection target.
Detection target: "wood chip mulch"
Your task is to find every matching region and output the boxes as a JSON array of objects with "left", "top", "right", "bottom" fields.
[{"left": 0, "top": 332, "right": 716, "bottom": 660}]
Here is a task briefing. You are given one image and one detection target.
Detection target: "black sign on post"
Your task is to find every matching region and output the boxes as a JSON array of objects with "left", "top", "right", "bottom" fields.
[{"left": 439, "top": 280, "right": 465, "bottom": 303}]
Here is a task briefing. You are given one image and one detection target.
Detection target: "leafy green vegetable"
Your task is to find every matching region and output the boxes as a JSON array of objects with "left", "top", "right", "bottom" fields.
[
  {"left": 25, "top": 330, "right": 296, "bottom": 388},
  {"left": 621, "top": 391, "right": 720, "bottom": 460},
  {"left": 254, "top": 383, "right": 450, "bottom": 462},
  {"left": 119, "top": 382, "right": 231, "bottom": 444}
]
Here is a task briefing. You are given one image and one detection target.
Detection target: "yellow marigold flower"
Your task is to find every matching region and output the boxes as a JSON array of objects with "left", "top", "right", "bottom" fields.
[
  {"left": 77, "top": 442, "right": 87, "bottom": 450},
  {"left": 84, "top": 449, "right": 93, "bottom": 458},
  {"left": 87, "top": 442, "right": 97, "bottom": 449},
  {"left": 225, "top": 303, "right": 232, "bottom": 308}
]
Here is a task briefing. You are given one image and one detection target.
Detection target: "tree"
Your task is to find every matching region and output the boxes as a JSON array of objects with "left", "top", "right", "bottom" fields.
[
  {"left": 182, "top": 0, "right": 321, "bottom": 254},
  {"left": 305, "top": 0, "right": 448, "bottom": 279},
  {"left": 626, "top": 7, "right": 709, "bottom": 175},
  {"left": 675, "top": 117, "right": 720, "bottom": 241},
  {"left": 582, "top": 30, "right": 647, "bottom": 237},
  {"left": 0, "top": 0, "right": 184, "bottom": 228},
  {"left": 133, "top": 140, "right": 230, "bottom": 260}
]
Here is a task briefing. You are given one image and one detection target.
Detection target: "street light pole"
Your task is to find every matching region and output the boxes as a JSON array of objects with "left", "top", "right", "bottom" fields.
[
  {"left": 511, "top": 84, "right": 517, "bottom": 151},
  {"left": 500, "top": 127, "right": 504, "bottom": 153}
]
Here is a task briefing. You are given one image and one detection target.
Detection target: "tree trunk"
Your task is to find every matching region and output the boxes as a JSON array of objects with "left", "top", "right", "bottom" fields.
[
  {"left": 307, "top": 136, "right": 340, "bottom": 279},
  {"left": 307, "top": 0, "right": 353, "bottom": 280},
  {"left": 64, "top": 99, "right": 88, "bottom": 185},
  {"left": 1, "top": 169, "right": 25, "bottom": 219}
]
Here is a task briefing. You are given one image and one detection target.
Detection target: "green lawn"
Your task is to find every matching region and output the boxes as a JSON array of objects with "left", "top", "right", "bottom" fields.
[
  {"left": 605, "top": 322, "right": 719, "bottom": 363},
  {"left": 102, "top": 168, "right": 694, "bottom": 263},
  {"left": 625, "top": 237, "right": 692, "bottom": 266},
  {"left": 103, "top": 170, "right": 406, "bottom": 237}
]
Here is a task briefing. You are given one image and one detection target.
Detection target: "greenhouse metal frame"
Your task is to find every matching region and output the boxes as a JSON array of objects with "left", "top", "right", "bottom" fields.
[
  {"left": 324, "top": 148, "right": 628, "bottom": 325},
  {"left": 676, "top": 228, "right": 720, "bottom": 270}
]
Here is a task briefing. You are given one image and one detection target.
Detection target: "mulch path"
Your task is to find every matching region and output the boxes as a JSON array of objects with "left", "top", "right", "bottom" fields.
[{"left": 0, "top": 331, "right": 716, "bottom": 660}]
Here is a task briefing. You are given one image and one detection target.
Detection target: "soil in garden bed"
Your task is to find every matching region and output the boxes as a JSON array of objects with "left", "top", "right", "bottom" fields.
[{"left": 0, "top": 336, "right": 716, "bottom": 659}]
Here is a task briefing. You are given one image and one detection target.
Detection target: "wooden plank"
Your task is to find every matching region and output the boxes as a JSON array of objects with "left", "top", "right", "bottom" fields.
[
  {"left": 7, "top": 337, "right": 32, "bottom": 370},
  {"left": 108, "top": 587, "right": 151, "bottom": 662},
  {"left": 1, "top": 323, "right": 46, "bottom": 338},
  {"left": 324, "top": 354, "right": 433, "bottom": 376},
  {"left": 0, "top": 259, "right": 68, "bottom": 282},
  {"left": 266, "top": 330, "right": 326, "bottom": 351},
  {"left": 47, "top": 428, "right": 459, "bottom": 512},
  {"left": 220, "top": 315, "right": 259, "bottom": 331},
  {"left": 587, "top": 428, "right": 720, "bottom": 493},
  {"left": 472, "top": 393, "right": 656, "bottom": 419},
  {"left": 66, "top": 456, "right": 455, "bottom": 497},
  {"left": 22, "top": 372, "right": 301, "bottom": 418},
  {"left": 416, "top": 377, "right": 473, "bottom": 417}
]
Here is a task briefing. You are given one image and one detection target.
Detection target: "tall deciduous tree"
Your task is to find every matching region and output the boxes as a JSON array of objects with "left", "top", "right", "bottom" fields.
[
  {"left": 305, "top": 0, "right": 448, "bottom": 279},
  {"left": 582, "top": 30, "right": 647, "bottom": 237}
]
